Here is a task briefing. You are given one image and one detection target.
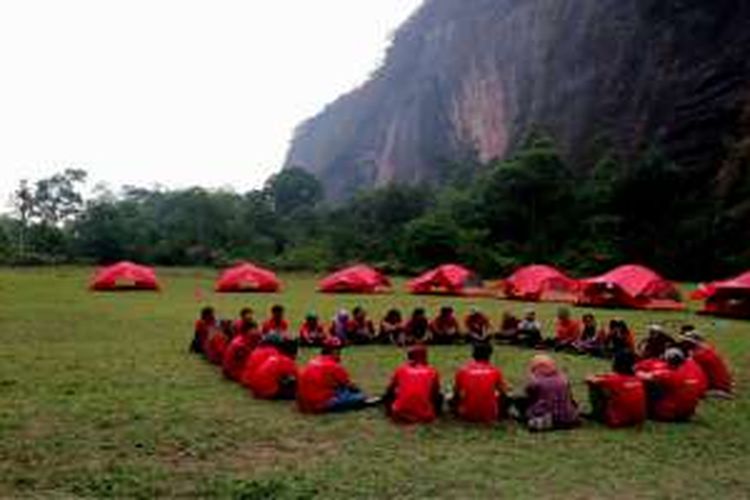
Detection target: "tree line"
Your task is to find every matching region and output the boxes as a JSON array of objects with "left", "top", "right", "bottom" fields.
[{"left": 2, "top": 136, "right": 747, "bottom": 280}]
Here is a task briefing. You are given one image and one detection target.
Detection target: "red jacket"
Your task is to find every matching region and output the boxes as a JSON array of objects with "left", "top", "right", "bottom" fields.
[
  {"left": 692, "top": 345, "right": 732, "bottom": 393},
  {"left": 635, "top": 358, "right": 668, "bottom": 375},
  {"left": 680, "top": 358, "right": 708, "bottom": 398},
  {"left": 464, "top": 313, "right": 490, "bottom": 333},
  {"left": 555, "top": 318, "right": 582, "bottom": 343},
  {"left": 195, "top": 319, "right": 215, "bottom": 352},
  {"left": 248, "top": 354, "right": 298, "bottom": 399},
  {"left": 205, "top": 331, "right": 228, "bottom": 365},
  {"left": 389, "top": 362, "right": 441, "bottom": 423},
  {"left": 240, "top": 346, "right": 279, "bottom": 388},
  {"left": 454, "top": 360, "right": 505, "bottom": 423},
  {"left": 222, "top": 334, "right": 258, "bottom": 381},
  {"left": 299, "top": 322, "right": 326, "bottom": 343},
  {"left": 297, "top": 355, "right": 351, "bottom": 413},
  {"left": 261, "top": 318, "right": 290, "bottom": 335},
  {"left": 647, "top": 365, "right": 702, "bottom": 421},
  {"left": 590, "top": 373, "right": 646, "bottom": 428}
]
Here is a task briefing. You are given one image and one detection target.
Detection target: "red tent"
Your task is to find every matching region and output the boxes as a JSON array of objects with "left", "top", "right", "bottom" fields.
[
  {"left": 501, "top": 264, "right": 579, "bottom": 302},
  {"left": 577, "top": 264, "right": 683, "bottom": 310},
  {"left": 318, "top": 265, "right": 391, "bottom": 294},
  {"left": 215, "top": 262, "right": 281, "bottom": 293},
  {"left": 693, "top": 271, "right": 750, "bottom": 318},
  {"left": 407, "top": 264, "right": 483, "bottom": 296},
  {"left": 90, "top": 261, "right": 160, "bottom": 291}
]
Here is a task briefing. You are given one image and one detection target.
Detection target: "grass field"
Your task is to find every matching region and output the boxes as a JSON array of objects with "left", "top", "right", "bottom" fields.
[{"left": 1, "top": 267, "right": 749, "bottom": 499}]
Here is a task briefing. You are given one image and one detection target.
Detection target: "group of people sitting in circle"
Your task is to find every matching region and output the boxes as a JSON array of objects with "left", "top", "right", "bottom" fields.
[{"left": 189, "top": 303, "right": 734, "bottom": 430}]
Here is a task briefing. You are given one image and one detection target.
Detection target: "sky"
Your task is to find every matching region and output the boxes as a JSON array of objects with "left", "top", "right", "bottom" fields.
[{"left": 0, "top": 0, "right": 423, "bottom": 207}]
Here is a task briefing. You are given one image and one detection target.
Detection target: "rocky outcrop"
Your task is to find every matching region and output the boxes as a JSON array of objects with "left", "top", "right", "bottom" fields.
[{"left": 285, "top": 0, "right": 750, "bottom": 200}]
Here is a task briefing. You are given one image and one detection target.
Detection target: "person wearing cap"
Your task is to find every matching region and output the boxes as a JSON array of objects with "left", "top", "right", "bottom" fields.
[
  {"left": 299, "top": 312, "right": 326, "bottom": 347},
  {"left": 383, "top": 345, "right": 443, "bottom": 423},
  {"left": 430, "top": 306, "right": 461, "bottom": 345},
  {"left": 451, "top": 342, "right": 508, "bottom": 423},
  {"left": 349, "top": 306, "right": 377, "bottom": 345},
  {"left": 679, "top": 329, "right": 733, "bottom": 397},
  {"left": 297, "top": 338, "right": 370, "bottom": 413},
  {"left": 585, "top": 351, "right": 647, "bottom": 428},
  {"left": 637, "top": 324, "right": 676, "bottom": 361},
  {"left": 638, "top": 348, "right": 703, "bottom": 421},
  {"left": 329, "top": 310, "right": 353, "bottom": 344},
  {"left": 240, "top": 335, "right": 283, "bottom": 388},
  {"left": 405, "top": 308, "right": 431, "bottom": 345},
  {"left": 604, "top": 319, "right": 636, "bottom": 356},
  {"left": 516, "top": 309, "right": 543, "bottom": 348},
  {"left": 553, "top": 307, "right": 582, "bottom": 351},
  {"left": 222, "top": 310, "right": 262, "bottom": 381},
  {"left": 516, "top": 354, "right": 579, "bottom": 431},
  {"left": 248, "top": 339, "right": 300, "bottom": 400},
  {"left": 190, "top": 306, "right": 216, "bottom": 354},
  {"left": 379, "top": 308, "right": 405, "bottom": 346},
  {"left": 464, "top": 307, "right": 491, "bottom": 344},
  {"left": 261, "top": 305, "right": 290, "bottom": 338}
]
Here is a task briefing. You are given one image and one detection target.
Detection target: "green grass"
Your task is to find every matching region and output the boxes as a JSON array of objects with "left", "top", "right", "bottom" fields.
[{"left": 0, "top": 267, "right": 749, "bottom": 499}]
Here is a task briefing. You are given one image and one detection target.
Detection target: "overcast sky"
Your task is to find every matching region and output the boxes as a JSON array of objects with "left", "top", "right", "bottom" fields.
[{"left": 0, "top": 0, "right": 423, "bottom": 206}]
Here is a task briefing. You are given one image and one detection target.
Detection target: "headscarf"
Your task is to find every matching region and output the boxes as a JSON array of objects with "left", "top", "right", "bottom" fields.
[
  {"left": 332, "top": 310, "right": 350, "bottom": 340},
  {"left": 529, "top": 354, "right": 558, "bottom": 377}
]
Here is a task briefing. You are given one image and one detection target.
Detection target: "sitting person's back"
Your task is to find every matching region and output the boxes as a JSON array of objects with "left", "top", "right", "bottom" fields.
[
  {"left": 680, "top": 331, "right": 733, "bottom": 396},
  {"left": 205, "top": 320, "right": 232, "bottom": 365},
  {"left": 586, "top": 351, "right": 646, "bottom": 428},
  {"left": 240, "top": 337, "right": 281, "bottom": 388},
  {"left": 522, "top": 355, "right": 579, "bottom": 431},
  {"left": 640, "top": 348, "right": 702, "bottom": 422},
  {"left": 222, "top": 327, "right": 261, "bottom": 381},
  {"left": 248, "top": 340, "right": 299, "bottom": 400},
  {"left": 452, "top": 343, "right": 506, "bottom": 423},
  {"left": 384, "top": 345, "right": 442, "bottom": 423}
]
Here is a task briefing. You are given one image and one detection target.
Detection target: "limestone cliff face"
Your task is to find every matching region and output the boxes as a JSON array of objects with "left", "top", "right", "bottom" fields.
[{"left": 285, "top": 0, "right": 750, "bottom": 200}]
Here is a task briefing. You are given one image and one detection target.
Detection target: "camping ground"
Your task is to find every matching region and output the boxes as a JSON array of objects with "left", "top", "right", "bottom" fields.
[{"left": 1, "top": 267, "right": 749, "bottom": 498}]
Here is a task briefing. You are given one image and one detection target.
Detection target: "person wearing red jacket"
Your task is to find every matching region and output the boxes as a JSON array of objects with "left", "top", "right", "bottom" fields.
[
  {"left": 261, "top": 304, "right": 290, "bottom": 337},
  {"left": 639, "top": 348, "right": 702, "bottom": 422},
  {"left": 430, "top": 306, "right": 461, "bottom": 345},
  {"left": 240, "top": 336, "right": 282, "bottom": 388},
  {"left": 248, "top": 340, "right": 299, "bottom": 400},
  {"left": 205, "top": 319, "right": 232, "bottom": 365},
  {"left": 451, "top": 343, "right": 507, "bottom": 423},
  {"left": 464, "top": 307, "right": 491, "bottom": 344},
  {"left": 298, "top": 312, "right": 327, "bottom": 347},
  {"left": 296, "top": 338, "right": 370, "bottom": 413},
  {"left": 190, "top": 306, "right": 216, "bottom": 354},
  {"left": 222, "top": 314, "right": 262, "bottom": 382},
  {"left": 383, "top": 345, "right": 443, "bottom": 424},
  {"left": 554, "top": 307, "right": 581, "bottom": 350},
  {"left": 680, "top": 330, "right": 733, "bottom": 397},
  {"left": 586, "top": 351, "right": 647, "bottom": 428}
]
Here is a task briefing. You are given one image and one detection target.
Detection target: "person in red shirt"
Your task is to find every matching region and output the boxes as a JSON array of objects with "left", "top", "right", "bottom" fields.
[
  {"left": 465, "top": 307, "right": 491, "bottom": 344},
  {"left": 379, "top": 308, "right": 405, "bottom": 345},
  {"left": 639, "top": 348, "right": 703, "bottom": 422},
  {"left": 239, "top": 336, "right": 282, "bottom": 388},
  {"left": 299, "top": 312, "right": 327, "bottom": 347},
  {"left": 495, "top": 311, "right": 519, "bottom": 344},
  {"left": 205, "top": 319, "right": 232, "bottom": 365},
  {"left": 404, "top": 308, "right": 431, "bottom": 345},
  {"left": 586, "top": 351, "right": 647, "bottom": 428},
  {"left": 349, "top": 306, "right": 377, "bottom": 345},
  {"left": 554, "top": 307, "right": 582, "bottom": 350},
  {"left": 261, "top": 304, "right": 290, "bottom": 337},
  {"left": 190, "top": 306, "right": 216, "bottom": 354},
  {"left": 430, "top": 306, "right": 460, "bottom": 345},
  {"left": 222, "top": 316, "right": 262, "bottom": 382},
  {"left": 680, "top": 330, "right": 733, "bottom": 397},
  {"left": 248, "top": 340, "right": 299, "bottom": 400},
  {"left": 451, "top": 342, "right": 507, "bottom": 423},
  {"left": 296, "top": 338, "right": 370, "bottom": 413},
  {"left": 383, "top": 345, "right": 443, "bottom": 424}
]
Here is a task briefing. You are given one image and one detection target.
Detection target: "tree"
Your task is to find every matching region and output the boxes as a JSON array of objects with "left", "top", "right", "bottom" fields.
[
  {"left": 30, "top": 169, "right": 88, "bottom": 226},
  {"left": 264, "top": 168, "right": 324, "bottom": 216}
]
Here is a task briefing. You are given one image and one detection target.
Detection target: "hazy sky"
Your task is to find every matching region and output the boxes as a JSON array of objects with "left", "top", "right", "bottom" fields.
[{"left": 0, "top": 0, "right": 423, "bottom": 206}]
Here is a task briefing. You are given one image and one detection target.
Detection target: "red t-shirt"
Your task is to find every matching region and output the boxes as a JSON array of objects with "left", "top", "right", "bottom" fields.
[
  {"left": 195, "top": 319, "right": 215, "bottom": 351},
  {"left": 555, "top": 318, "right": 582, "bottom": 343},
  {"left": 430, "top": 316, "right": 459, "bottom": 334},
  {"left": 248, "top": 354, "right": 298, "bottom": 399},
  {"left": 390, "top": 363, "right": 441, "bottom": 423},
  {"left": 454, "top": 360, "right": 505, "bottom": 423},
  {"left": 222, "top": 334, "right": 259, "bottom": 381},
  {"left": 680, "top": 358, "right": 708, "bottom": 397},
  {"left": 205, "top": 331, "right": 228, "bottom": 365},
  {"left": 635, "top": 358, "right": 668, "bottom": 375},
  {"left": 647, "top": 366, "right": 702, "bottom": 421},
  {"left": 299, "top": 322, "right": 325, "bottom": 342},
  {"left": 239, "top": 345, "right": 279, "bottom": 387},
  {"left": 692, "top": 345, "right": 732, "bottom": 393},
  {"left": 591, "top": 373, "right": 646, "bottom": 428},
  {"left": 261, "top": 318, "right": 290, "bottom": 335},
  {"left": 464, "top": 313, "right": 490, "bottom": 333},
  {"left": 297, "top": 355, "right": 351, "bottom": 413}
]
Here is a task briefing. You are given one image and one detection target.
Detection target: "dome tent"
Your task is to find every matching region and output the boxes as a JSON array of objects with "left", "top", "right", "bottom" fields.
[
  {"left": 501, "top": 264, "right": 579, "bottom": 302},
  {"left": 90, "top": 261, "right": 160, "bottom": 291},
  {"left": 215, "top": 262, "right": 282, "bottom": 293},
  {"left": 577, "top": 264, "right": 683, "bottom": 310},
  {"left": 318, "top": 265, "right": 391, "bottom": 294}
]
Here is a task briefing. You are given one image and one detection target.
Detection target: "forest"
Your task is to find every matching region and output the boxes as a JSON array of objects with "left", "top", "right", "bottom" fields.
[{"left": 2, "top": 136, "right": 748, "bottom": 281}]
